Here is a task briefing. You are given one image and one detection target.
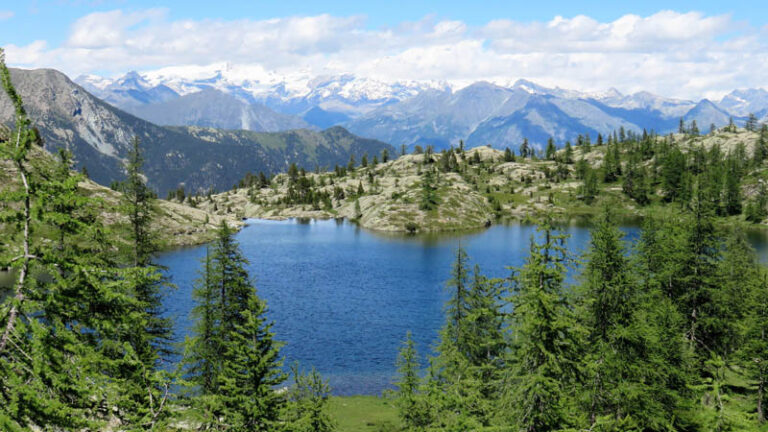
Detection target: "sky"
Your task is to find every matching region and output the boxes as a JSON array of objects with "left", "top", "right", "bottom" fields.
[{"left": 1, "top": 0, "right": 767, "bottom": 99}]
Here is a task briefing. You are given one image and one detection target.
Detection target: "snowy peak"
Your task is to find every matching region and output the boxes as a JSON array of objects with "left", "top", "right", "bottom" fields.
[{"left": 719, "top": 88, "right": 768, "bottom": 117}]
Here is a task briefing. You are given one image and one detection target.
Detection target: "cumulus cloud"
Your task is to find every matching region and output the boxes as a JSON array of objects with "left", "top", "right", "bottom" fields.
[{"left": 4, "top": 9, "right": 767, "bottom": 98}]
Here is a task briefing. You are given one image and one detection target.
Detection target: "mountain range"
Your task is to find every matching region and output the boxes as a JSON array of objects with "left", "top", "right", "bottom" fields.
[
  {"left": 0, "top": 68, "right": 392, "bottom": 195},
  {"left": 3, "top": 65, "right": 767, "bottom": 196},
  {"left": 76, "top": 65, "right": 768, "bottom": 151}
]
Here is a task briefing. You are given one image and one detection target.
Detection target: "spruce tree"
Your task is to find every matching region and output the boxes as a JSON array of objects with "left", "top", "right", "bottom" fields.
[
  {"left": 183, "top": 221, "right": 286, "bottom": 431},
  {"left": 218, "top": 293, "right": 286, "bottom": 431},
  {"left": 394, "top": 331, "right": 426, "bottom": 430}
]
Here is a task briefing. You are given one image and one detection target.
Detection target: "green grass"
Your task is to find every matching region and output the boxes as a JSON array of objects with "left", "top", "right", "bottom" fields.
[{"left": 328, "top": 396, "right": 400, "bottom": 432}]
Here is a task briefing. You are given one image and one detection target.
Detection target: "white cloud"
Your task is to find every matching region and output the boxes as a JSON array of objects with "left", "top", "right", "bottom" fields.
[
  {"left": 0, "top": 10, "right": 13, "bottom": 20},
  {"left": 4, "top": 9, "right": 767, "bottom": 99}
]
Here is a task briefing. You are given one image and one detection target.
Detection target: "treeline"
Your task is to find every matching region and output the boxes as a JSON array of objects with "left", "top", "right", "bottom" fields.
[
  {"left": 393, "top": 206, "right": 768, "bottom": 431},
  {"left": 0, "top": 50, "right": 331, "bottom": 431}
]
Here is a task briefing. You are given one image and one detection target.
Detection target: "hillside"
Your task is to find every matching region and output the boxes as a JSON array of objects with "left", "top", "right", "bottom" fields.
[
  {"left": 197, "top": 127, "right": 768, "bottom": 233},
  {"left": 0, "top": 144, "right": 237, "bottom": 251},
  {"left": 0, "top": 68, "right": 394, "bottom": 196}
]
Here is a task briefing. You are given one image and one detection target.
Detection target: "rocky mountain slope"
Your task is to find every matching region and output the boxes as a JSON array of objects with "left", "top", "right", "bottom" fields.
[
  {"left": 199, "top": 128, "right": 767, "bottom": 233},
  {"left": 0, "top": 144, "right": 237, "bottom": 250},
  {"left": 1, "top": 68, "right": 394, "bottom": 196},
  {"left": 78, "top": 67, "right": 767, "bottom": 152},
  {"left": 130, "top": 88, "right": 310, "bottom": 131}
]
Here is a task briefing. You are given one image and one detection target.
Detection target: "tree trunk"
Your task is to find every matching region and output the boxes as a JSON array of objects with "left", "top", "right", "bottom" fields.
[{"left": 0, "top": 130, "right": 31, "bottom": 354}]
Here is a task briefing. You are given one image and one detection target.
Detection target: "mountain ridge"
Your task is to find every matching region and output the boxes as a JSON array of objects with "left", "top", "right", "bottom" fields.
[
  {"left": 75, "top": 68, "right": 767, "bottom": 150},
  {"left": 1, "top": 68, "right": 394, "bottom": 196}
]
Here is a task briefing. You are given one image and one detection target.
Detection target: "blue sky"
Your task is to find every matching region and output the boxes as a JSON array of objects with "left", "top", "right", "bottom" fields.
[
  {"left": 1, "top": 1, "right": 767, "bottom": 98},
  {"left": 2, "top": 0, "right": 761, "bottom": 47}
]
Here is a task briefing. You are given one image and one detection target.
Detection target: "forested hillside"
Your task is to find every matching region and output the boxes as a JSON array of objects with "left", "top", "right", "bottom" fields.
[
  {"left": 391, "top": 211, "right": 768, "bottom": 430},
  {"left": 0, "top": 68, "right": 393, "bottom": 196},
  {"left": 198, "top": 124, "right": 768, "bottom": 233},
  {"left": 0, "top": 51, "right": 330, "bottom": 431}
]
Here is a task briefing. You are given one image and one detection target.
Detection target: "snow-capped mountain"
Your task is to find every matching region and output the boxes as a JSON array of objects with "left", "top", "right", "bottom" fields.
[
  {"left": 74, "top": 66, "right": 768, "bottom": 151},
  {"left": 719, "top": 88, "right": 768, "bottom": 118}
]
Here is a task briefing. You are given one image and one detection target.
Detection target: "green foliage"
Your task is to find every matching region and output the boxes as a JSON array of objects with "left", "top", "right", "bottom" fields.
[
  {"left": 182, "top": 221, "right": 286, "bottom": 430},
  {"left": 545, "top": 137, "right": 556, "bottom": 160},
  {"left": 505, "top": 221, "right": 581, "bottom": 431},
  {"left": 580, "top": 166, "right": 599, "bottom": 203},
  {"left": 0, "top": 48, "right": 174, "bottom": 430},
  {"left": 285, "top": 365, "right": 336, "bottom": 432},
  {"left": 394, "top": 332, "right": 429, "bottom": 431},
  {"left": 420, "top": 169, "right": 439, "bottom": 211}
]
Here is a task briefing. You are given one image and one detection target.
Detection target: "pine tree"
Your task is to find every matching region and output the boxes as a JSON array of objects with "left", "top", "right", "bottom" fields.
[
  {"left": 394, "top": 332, "right": 427, "bottom": 430},
  {"left": 691, "top": 120, "right": 700, "bottom": 136},
  {"left": 504, "top": 147, "right": 514, "bottom": 162},
  {"left": 428, "top": 248, "right": 488, "bottom": 429},
  {"left": 580, "top": 167, "right": 599, "bottom": 203},
  {"left": 505, "top": 221, "right": 580, "bottom": 431},
  {"left": 545, "top": 138, "right": 556, "bottom": 160},
  {"left": 679, "top": 189, "right": 722, "bottom": 355},
  {"left": 742, "top": 270, "right": 768, "bottom": 424},
  {"left": 420, "top": 169, "right": 438, "bottom": 211},
  {"left": 563, "top": 141, "right": 573, "bottom": 164},
  {"left": 0, "top": 49, "right": 157, "bottom": 430},
  {"left": 183, "top": 221, "right": 286, "bottom": 430},
  {"left": 747, "top": 113, "right": 759, "bottom": 132},
  {"left": 465, "top": 264, "right": 506, "bottom": 405},
  {"left": 519, "top": 138, "right": 530, "bottom": 158},
  {"left": 218, "top": 293, "right": 286, "bottom": 431},
  {"left": 578, "top": 210, "right": 682, "bottom": 429},
  {"left": 723, "top": 157, "right": 743, "bottom": 216},
  {"left": 285, "top": 365, "right": 335, "bottom": 432},
  {"left": 445, "top": 247, "right": 471, "bottom": 353},
  {"left": 185, "top": 248, "right": 220, "bottom": 394},
  {"left": 119, "top": 136, "right": 176, "bottom": 427}
]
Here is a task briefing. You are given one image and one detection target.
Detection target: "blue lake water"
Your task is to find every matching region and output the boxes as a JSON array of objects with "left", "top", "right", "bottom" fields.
[{"left": 156, "top": 218, "right": 768, "bottom": 395}]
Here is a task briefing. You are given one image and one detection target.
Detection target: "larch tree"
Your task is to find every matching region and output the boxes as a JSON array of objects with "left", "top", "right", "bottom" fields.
[{"left": 505, "top": 221, "right": 580, "bottom": 431}]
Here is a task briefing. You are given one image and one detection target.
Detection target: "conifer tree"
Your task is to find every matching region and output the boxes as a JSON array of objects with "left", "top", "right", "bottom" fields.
[
  {"left": 742, "top": 270, "right": 768, "bottom": 423},
  {"left": 578, "top": 210, "right": 683, "bottom": 429},
  {"left": 747, "top": 113, "right": 759, "bottom": 132},
  {"left": 505, "top": 221, "right": 580, "bottom": 431},
  {"left": 563, "top": 141, "right": 573, "bottom": 164},
  {"left": 285, "top": 365, "right": 335, "bottom": 432},
  {"left": 465, "top": 265, "right": 506, "bottom": 405},
  {"left": 218, "top": 293, "right": 286, "bottom": 431},
  {"left": 394, "top": 332, "right": 426, "bottom": 430},
  {"left": 0, "top": 49, "right": 158, "bottom": 430},
  {"left": 183, "top": 222, "right": 286, "bottom": 431},
  {"left": 118, "top": 136, "right": 176, "bottom": 428},
  {"left": 545, "top": 138, "right": 556, "bottom": 160},
  {"left": 427, "top": 249, "right": 495, "bottom": 429},
  {"left": 504, "top": 147, "right": 514, "bottom": 162},
  {"left": 519, "top": 138, "right": 530, "bottom": 158},
  {"left": 445, "top": 247, "right": 471, "bottom": 353}
]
